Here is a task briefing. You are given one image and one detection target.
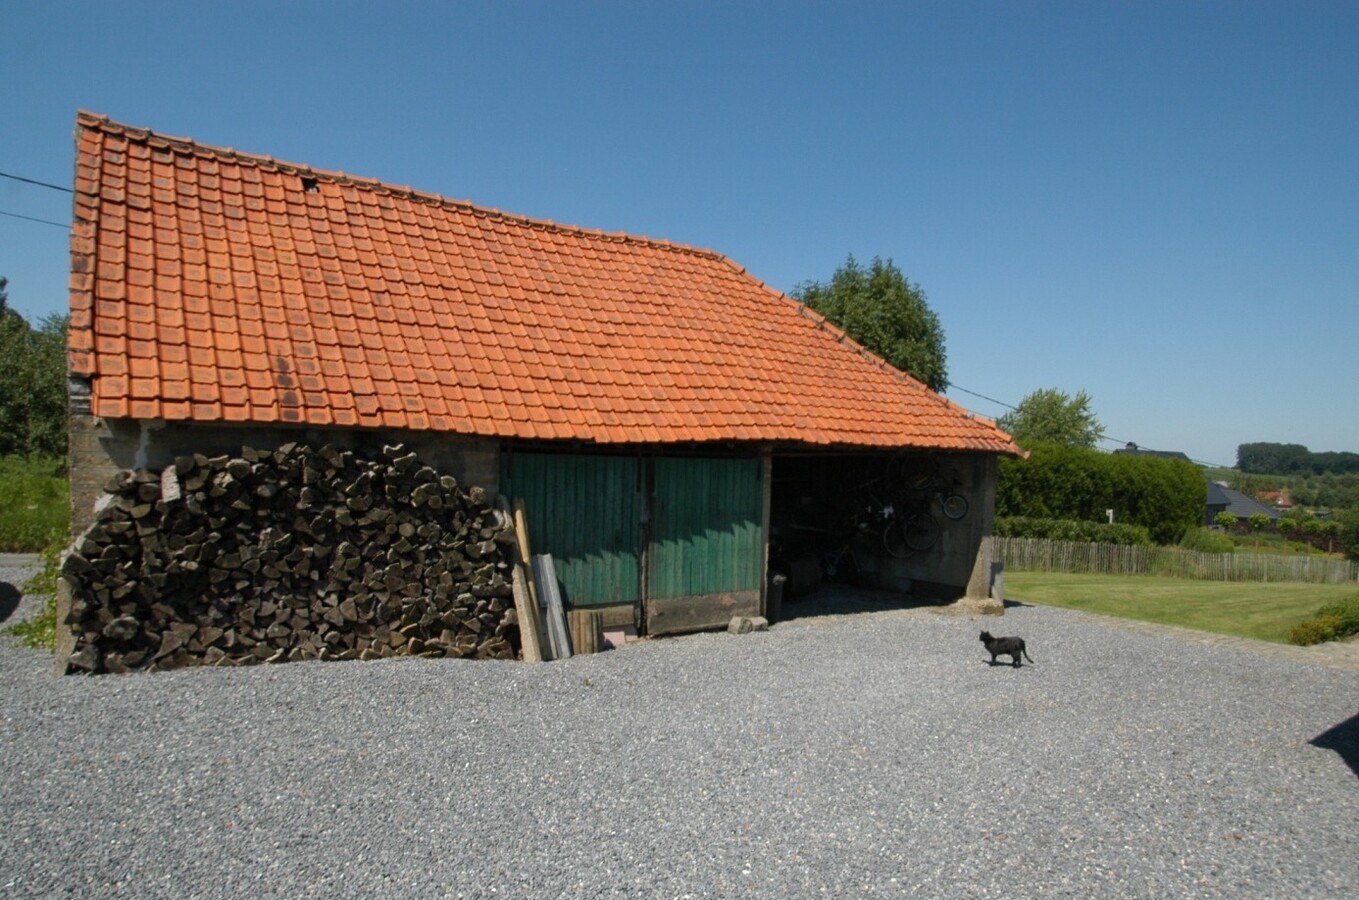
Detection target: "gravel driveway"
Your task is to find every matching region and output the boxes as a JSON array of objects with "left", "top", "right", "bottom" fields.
[{"left": 3, "top": 561, "right": 1357, "bottom": 898}]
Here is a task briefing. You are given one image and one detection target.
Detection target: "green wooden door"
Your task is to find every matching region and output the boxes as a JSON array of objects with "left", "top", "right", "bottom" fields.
[
  {"left": 503, "top": 452, "right": 765, "bottom": 632},
  {"left": 502, "top": 453, "right": 642, "bottom": 608},
  {"left": 646, "top": 456, "right": 763, "bottom": 632}
]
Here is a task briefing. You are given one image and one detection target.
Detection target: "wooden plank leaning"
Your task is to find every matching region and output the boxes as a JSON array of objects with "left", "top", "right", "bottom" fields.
[
  {"left": 500, "top": 496, "right": 546, "bottom": 662},
  {"left": 511, "top": 565, "right": 545, "bottom": 663},
  {"left": 532, "top": 553, "right": 573, "bottom": 660}
]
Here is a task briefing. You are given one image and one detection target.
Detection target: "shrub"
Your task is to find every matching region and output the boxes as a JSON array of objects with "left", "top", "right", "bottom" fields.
[
  {"left": 1288, "top": 616, "right": 1345, "bottom": 646},
  {"left": 1288, "top": 596, "right": 1359, "bottom": 646},
  {"left": 994, "top": 516, "right": 1151, "bottom": 545},
  {"left": 1179, "top": 527, "right": 1235, "bottom": 554},
  {"left": 1337, "top": 511, "right": 1359, "bottom": 562},
  {"left": 997, "top": 443, "right": 1204, "bottom": 544}
]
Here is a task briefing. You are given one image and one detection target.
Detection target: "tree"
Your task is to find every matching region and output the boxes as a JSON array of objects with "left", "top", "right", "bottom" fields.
[
  {"left": 1237, "top": 442, "right": 1311, "bottom": 474},
  {"left": 0, "top": 277, "right": 69, "bottom": 459},
  {"left": 1215, "top": 511, "right": 1238, "bottom": 530},
  {"left": 1231, "top": 442, "right": 1359, "bottom": 475},
  {"left": 792, "top": 255, "right": 948, "bottom": 392},
  {"left": 997, "top": 388, "right": 1106, "bottom": 449}
]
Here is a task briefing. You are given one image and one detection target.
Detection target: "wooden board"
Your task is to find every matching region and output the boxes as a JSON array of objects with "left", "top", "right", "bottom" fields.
[
  {"left": 500, "top": 495, "right": 546, "bottom": 662},
  {"left": 532, "top": 553, "right": 573, "bottom": 660},
  {"left": 510, "top": 563, "right": 545, "bottom": 663}
]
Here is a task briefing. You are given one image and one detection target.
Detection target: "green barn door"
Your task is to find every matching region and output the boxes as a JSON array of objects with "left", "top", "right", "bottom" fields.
[
  {"left": 502, "top": 453, "right": 641, "bottom": 609},
  {"left": 645, "top": 456, "right": 763, "bottom": 634}
]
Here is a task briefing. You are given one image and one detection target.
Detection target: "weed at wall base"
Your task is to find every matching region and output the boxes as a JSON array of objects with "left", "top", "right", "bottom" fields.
[{"left": 1, "top": 536, "right": 65, "bottom": 653}]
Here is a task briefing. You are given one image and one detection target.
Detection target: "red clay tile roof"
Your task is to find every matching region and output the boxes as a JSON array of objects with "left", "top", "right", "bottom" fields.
[{"left": 68, "top": 112, "right": 1021, "bottom": 454}]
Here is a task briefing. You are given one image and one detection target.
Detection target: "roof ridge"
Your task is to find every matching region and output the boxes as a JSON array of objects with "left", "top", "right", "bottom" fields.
[{"left": 74, "top": 110, "right": 730, "bottom": 263}]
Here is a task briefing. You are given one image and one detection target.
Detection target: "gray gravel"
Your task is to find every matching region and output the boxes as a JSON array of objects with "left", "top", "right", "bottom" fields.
[{"left": 2, "top": 562, "right": 1357, "bottom": 898}]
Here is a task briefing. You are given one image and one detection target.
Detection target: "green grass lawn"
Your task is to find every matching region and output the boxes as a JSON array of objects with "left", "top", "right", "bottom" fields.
[
  {"left": 1004, "top": 571, "right": 1358, "bottom": 644},
  {"left": 0, "top": 455, "right": 69, "bottom": 552}
]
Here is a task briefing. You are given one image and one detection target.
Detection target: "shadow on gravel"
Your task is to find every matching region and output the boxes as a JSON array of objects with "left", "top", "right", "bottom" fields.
[
  {"left": 1311, "top": 712, "right": 1359, "bottom": 779},
  {"left": 777, "top": 586, "right": 952, "bottom": 622},
  {"left": 0, "top": 581, "right": 19, "bottom": 624}
]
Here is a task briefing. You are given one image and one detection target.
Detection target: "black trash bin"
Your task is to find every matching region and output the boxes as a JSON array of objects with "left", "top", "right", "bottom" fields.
[{"left": 766, "top": 571, "right": 788, "bottom": 624}]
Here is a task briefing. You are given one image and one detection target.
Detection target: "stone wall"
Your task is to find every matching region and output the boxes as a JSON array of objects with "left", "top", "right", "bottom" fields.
[{"left": 873, "top": 452, "right": 999, "bottom": 599}]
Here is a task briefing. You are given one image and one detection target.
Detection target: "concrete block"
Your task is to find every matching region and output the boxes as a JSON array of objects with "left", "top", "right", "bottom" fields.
[{"left": 727, "top": 616, "right": 769, "bottom": 635}]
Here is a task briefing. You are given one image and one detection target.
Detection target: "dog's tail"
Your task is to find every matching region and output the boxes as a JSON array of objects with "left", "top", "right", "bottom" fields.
[{"left": 1022, "top": 647, "right": 1034, "bottom": 663}]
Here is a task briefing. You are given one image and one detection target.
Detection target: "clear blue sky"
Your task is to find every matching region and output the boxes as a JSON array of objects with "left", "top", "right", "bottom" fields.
[{"left": 3, "top": 1, "right": 1356, "bottom": 468}]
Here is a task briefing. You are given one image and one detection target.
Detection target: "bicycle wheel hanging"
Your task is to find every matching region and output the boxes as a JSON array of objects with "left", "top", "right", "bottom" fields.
[
  {"left": 940, "top": 493, "right": 969, "bottom": 520},
  {"left": 882, "top": 518, "right": 907, "bottom": 558},
  {"left": 901, "top": 513, "right": 940, "bottom": 551},
  {"left": 882, "top": 512, "right": 940, "bottom": 557}
]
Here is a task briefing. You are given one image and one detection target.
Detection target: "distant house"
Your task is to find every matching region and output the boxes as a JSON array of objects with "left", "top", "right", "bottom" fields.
[
  {"left": 1212, "top": 484, "right": 1282, "bottom": 524},
  {"left": 1257, "top": 490, "right": 1293, "bottom": 511},
  {"left": 1205, "top": 479, "right": 1232, "bottom": 524},
  {"left": 1113, "top": 442, "right": 1192, "bottom": 463}
]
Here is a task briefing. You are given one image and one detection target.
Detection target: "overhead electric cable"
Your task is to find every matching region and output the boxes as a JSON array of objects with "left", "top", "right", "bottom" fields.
[
  {"left": 950, "top": 381, "right": 1231, "bottom": 467},
  {"left": 0, "top": 209, "right": 68, "bottom": 229},
  {"left": 946, "top": 383, "right": 1017, "bottom": 411},
  {"left": 0, "top": 170, "right": 73, "bottom": 193}
]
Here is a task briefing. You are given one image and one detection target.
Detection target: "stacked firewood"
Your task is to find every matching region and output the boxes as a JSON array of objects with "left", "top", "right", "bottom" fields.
[{"left": 59, "top": 443, "right": 518, "bottom": 674}]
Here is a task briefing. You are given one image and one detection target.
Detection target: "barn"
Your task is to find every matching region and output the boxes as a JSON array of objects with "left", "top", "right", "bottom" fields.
[{"left": 64, "top": 111, "right": 1021, "bottom": 655}]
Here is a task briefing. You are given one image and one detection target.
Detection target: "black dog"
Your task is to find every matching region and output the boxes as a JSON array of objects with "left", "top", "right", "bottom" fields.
[{"left": 979, "top": 630, "right": 1034, "bottom": 668}]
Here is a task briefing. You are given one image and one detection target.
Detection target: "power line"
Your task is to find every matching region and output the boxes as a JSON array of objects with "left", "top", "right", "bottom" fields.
[
  {"left": 946, "top": 383, "right": 1017, "bottom": 411},
  {"left": 950, "top": 381, "right": 1231, "bottom": 468},
  {"left": 951, "top": 381, "right": 1135, "bottom": 450},
  {"left": 0, "top": 209, "right": 68, "bottom": 229},
  {"left": 0, "top": 176, "right": 1250, "bottom": 473},
  {"left": 0, "top": 170, "right": 72, "bottom": 193}
]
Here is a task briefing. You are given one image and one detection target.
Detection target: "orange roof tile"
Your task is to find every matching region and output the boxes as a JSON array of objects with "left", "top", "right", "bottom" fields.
[{"left": 69, "top": 111, "right": 1021, "bottom": 454}]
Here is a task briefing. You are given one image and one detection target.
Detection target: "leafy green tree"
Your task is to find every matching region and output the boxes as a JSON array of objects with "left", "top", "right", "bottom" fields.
[
  {"left": 1214, "top": 511, "right": 1238, "bottom": 530},
  {"left": 1237, "top": 442, "right": 1311, "bottom": 474},
  {"left": 1234, "top": 441, "right": 1359, "bottom": 476},
  {"left": 1311, "top": 450, "right": 1359, "bottom": 475},
  {"left": 1229, "top": 469, "right": 1359, "bottom": 511},
  {"left": 997, "top": 388, "right": 1106, "bottom": 449},
  {"left": 792, "top": 255, "right": 948, "bottom": 392},
  {"left": 1247, "top": 513, "right": 1271, "bottom": 532},
  {"left": 0, "top": 277, "right": 69, "bottom": 459}
]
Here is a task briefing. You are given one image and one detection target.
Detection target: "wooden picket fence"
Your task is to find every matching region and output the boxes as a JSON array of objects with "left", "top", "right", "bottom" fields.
[{"left": 992, "top": 537, "right": 1359, "bottom": 584}]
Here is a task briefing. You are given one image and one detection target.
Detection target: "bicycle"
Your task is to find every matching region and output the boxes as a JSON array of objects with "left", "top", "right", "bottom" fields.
[
  {"left": 873, "top": 455, "right": 969, "bottom": 556},
  {"left": 893, "top": 456, "right": 969, "bottom": 521},
  {"left": 838, "top": 492, "right": 939, "bottom": 559},
  {"left": 880, "top": 506, "right": 940, "bottom": 557}
]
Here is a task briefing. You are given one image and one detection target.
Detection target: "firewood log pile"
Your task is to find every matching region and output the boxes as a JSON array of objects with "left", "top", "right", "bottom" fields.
[{"left": 58, "top": 442, "right": 519, "bottom": 674}]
